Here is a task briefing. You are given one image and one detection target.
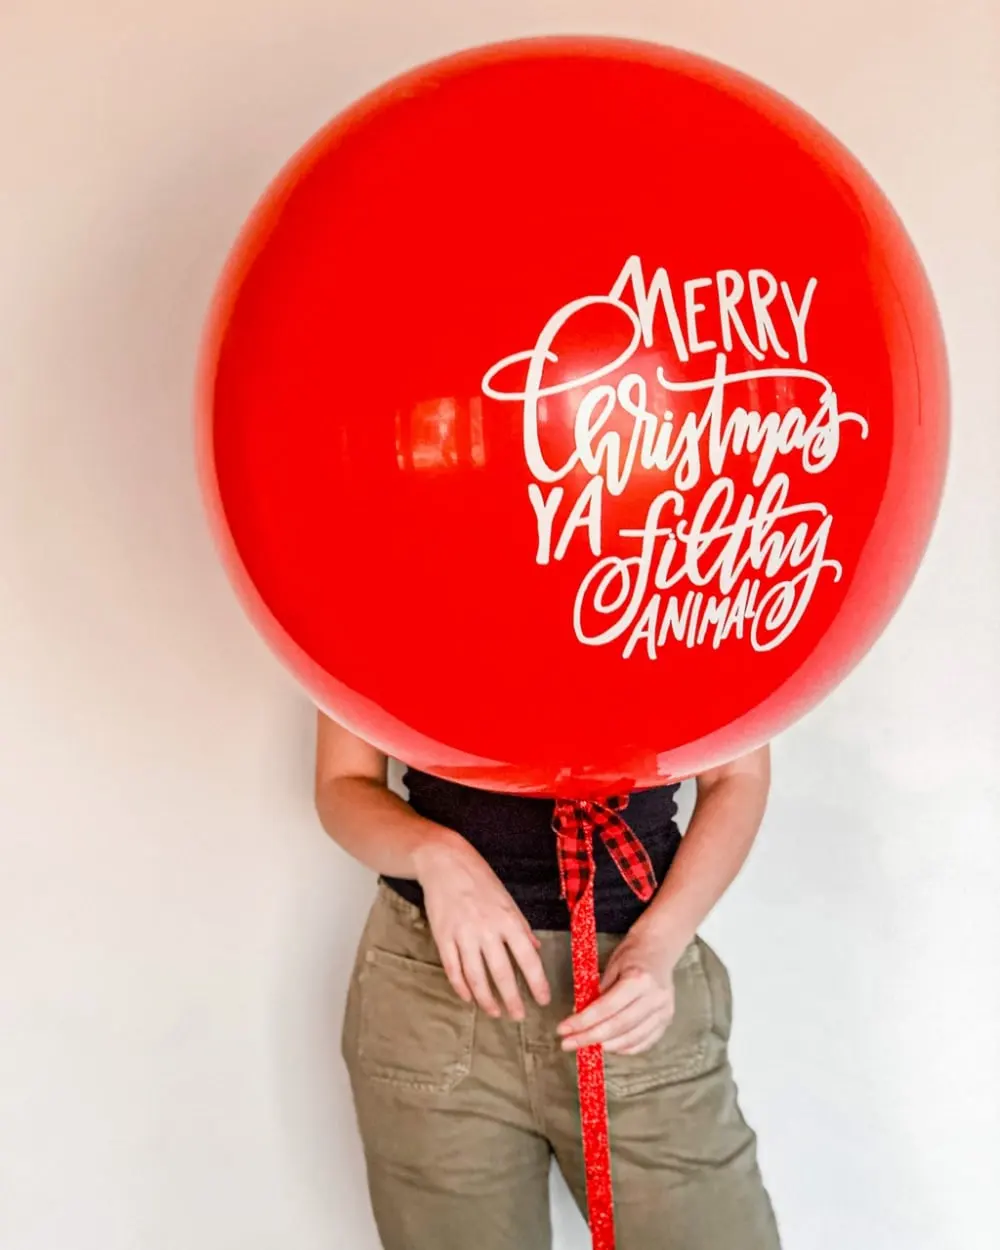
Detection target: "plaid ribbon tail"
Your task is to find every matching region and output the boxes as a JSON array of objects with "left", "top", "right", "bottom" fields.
[{"left": 552, "top": 796, "right": 658, "bottom": 1250}]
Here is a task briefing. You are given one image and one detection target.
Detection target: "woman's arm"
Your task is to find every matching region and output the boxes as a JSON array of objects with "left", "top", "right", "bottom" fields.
[
  {"left": 315, "top": 712, "right": 550, "bottom": 1019},
  {"left": 558, "top": 744, "right": 771, "bottom": 1054},
  {"left": 636, "top": 743, "right": 771, "bottom": 963},
  {"left": 314, "top": 710, "right": 451, "bottom": 879}
]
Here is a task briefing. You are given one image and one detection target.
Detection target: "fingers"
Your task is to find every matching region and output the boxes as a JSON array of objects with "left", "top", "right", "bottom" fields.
[
  {"left": 560, "top": 993, "right": 659, "bottom": 1050},
  {"left": 456, "top": 935, "right": 502, "bottom": 1018},
  {"left": 603, "top": 1010, "right": 672, "bottom": 1055},
  {"left": 446, "top": 927, "right": 669, "bottom": 1052},
  {"left": 599, "top": 950, "right": 626, "bottom": 993},
  {"left": 481, "top": 936, "right": 526, "bottom": 1020},
  {"left": 446, "top": 926, "right": 549, "bottom": 1021},
  {"left": 503, "top": 926, "right": 551, "bottom": 1007},
  {"left": 557, "top": 972, "right": 647, "bottom": 1038},
  {"left": 439, "top": 941, "right": 473, "bottom": 1004}
]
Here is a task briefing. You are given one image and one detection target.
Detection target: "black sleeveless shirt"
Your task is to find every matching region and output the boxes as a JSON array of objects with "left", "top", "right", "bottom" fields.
[{"left": 382, "top": 769, "right": 682, "bottom": 933}]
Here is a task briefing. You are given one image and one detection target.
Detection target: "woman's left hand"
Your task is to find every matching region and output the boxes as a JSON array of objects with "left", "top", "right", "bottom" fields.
[{"left": 556, "top": 923, "right": 685, "bottom": 1055}]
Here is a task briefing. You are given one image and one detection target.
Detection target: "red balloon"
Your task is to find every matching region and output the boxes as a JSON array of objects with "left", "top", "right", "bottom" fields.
[{"left": 199, "top": 36, "right": 948, "bottom": 795}]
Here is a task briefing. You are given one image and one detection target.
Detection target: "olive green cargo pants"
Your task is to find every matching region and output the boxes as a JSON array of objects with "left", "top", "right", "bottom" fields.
[{"left": 342, "top": 883, "right": 781, "bottom": 1249}]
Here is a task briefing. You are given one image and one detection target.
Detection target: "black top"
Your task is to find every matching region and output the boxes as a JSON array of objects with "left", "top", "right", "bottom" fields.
[{"left": 382, "top": 769, "right": 682, "bottom": 933}]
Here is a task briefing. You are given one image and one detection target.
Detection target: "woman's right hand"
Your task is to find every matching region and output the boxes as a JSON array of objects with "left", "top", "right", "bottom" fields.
[
  {"left": 313, "top": 713, "right": 550, "bottom": 1021},
  {"left": 414, "top": 829, "right": 551, "bottom": 1021}
]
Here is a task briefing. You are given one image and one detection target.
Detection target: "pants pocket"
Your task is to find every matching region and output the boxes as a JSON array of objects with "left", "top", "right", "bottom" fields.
[
  {"left": 604, "top": 938, "right": 724, "bottom": 1097},
  {"left": 354, "top": 947, "right": 477, "bottom": 1094},
  {"left": 698, "top": 936, "right": 734, "bottom": 1044}
]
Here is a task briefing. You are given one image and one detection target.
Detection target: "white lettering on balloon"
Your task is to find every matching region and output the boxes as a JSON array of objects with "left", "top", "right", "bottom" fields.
[{"left": 481, "top": 257, "right": 868, "bottom": 659}]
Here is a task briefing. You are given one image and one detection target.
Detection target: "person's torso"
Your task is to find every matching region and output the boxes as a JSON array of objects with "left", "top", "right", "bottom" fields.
[{"left": 381, "top": 769, "right": 682, "bottom": 933}]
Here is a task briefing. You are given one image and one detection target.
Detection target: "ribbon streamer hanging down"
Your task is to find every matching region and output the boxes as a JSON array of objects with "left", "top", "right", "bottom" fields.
[{"left": 552, "top": 798, "right": 657, "bottom": 1250}]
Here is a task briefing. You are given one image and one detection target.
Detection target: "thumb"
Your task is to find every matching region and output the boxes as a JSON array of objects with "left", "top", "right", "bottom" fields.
[{"left": 599, "top": 950, "right": 624, "bottom": 994}]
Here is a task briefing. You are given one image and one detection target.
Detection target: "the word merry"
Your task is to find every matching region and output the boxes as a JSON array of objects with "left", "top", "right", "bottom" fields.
[{"left": 480, "top": 255, "right": 866, "bottom": 658}]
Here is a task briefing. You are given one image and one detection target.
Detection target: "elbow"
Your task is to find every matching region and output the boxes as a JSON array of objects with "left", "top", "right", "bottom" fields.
[
  {"left": 314, "top": 771, "right": 381, "bottom": 832},
  {"left": 314, "top": 774, "right": 346, "bottom": 834}
]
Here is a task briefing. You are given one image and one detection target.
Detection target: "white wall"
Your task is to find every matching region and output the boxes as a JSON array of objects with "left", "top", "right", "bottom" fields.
[{"left": 1, "top": 3, "right": 997, "bottom": 1248}]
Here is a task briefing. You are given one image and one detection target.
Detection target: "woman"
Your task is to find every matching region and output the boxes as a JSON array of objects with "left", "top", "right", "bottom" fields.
[{"left": 316, "top": 712, "right": 781, "bottom": 1250}]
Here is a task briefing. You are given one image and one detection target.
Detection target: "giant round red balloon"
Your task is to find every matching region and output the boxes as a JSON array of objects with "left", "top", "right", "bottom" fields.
[{"left": 199, "top": 37, "right": 948, "bottom": 795}]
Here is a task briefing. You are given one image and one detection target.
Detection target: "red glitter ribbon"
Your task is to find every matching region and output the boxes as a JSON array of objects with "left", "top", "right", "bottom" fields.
[{"left": 552, "top": 798, "right": 657, "bottom": 1250}]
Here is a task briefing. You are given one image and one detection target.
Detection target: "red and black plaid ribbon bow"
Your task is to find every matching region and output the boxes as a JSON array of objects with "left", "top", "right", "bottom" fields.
[{"left": 552, "top": 795, "right": 657, "bottom": 910}]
